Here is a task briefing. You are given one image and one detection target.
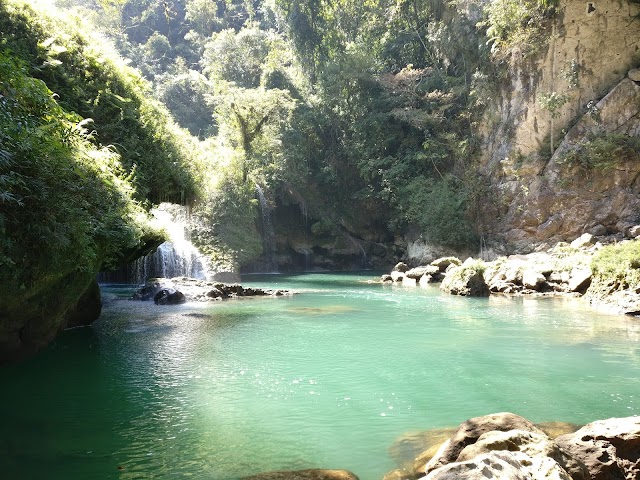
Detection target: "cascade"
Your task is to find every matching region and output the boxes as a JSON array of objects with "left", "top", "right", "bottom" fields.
[
  {"left": 142, "top": 204, "right": 209, "bottom": 281},
  {"left": 255, "top": 185, "right": 277, "bottom": 272},
  {"left": 98, "top": 203, "right": 209, "bottom": 284},
  {"left": 345, "top": 234, "right": 368, "bottom": 269}
]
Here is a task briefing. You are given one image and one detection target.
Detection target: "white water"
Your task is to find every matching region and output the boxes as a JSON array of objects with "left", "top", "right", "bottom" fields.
[
  {"left": 133, "top": 204, "right": 209, "bottom": 282},
  {"left": 256, "top": 185, "right": 277, "bottom": 272}
]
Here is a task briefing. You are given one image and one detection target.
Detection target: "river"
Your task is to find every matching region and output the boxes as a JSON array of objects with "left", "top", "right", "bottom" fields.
[{"left": 1, "top": 273, "right": 639, "bottom": 479}]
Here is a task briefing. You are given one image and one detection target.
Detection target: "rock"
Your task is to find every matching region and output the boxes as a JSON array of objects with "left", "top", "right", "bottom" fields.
[
  {"left": 457, "top": 429, "right": 588, "bottom": 480},
  {"left": 534, "top": 421, "right": 581, "bottom": 439},
  {"left": 406, "top": 265, "right": 440, "bottom": 279},
  {"left": 424, "top": 412, "right": 545, "bottom": 474},
  {"left": 393, "top": 262, "right": 409, "bottom": 272},
  {"left": 419, "top": 274, "right": 433, "bottom": 286},
  {"left": 402, "top": 276, "right": 417, "bottom": 286},
  {"left": 64, "top": 279, "right": 102, "bottom": 328},
  {"left": 522, "top": 269, "right": 547, "bottom": 290},
  {"left": 440, "top": 263, "right": 490, "bottom": 297},
  {"left": 555, "top": 416, "right": 640, "bottom": 480},
  {"left": 571, "top": 234, "right": 595, "bottom": 249},
  {"left": 381, "top": 274, "right": 393, "bottom": 282},
  {"left": 628, "top": 225, "right": 640, "bottom": 238},
  {"left": 241, "top": 469, "right": 359, "bottom": 480},
  {"left": 424, "top": 451, "right": 530, "bottom": 480},
  {"left": 382, "top": 469, "right": 414, "bottom": 480},
  {"left": 629, "top": 68, "right": 640, "bottom": 82},
  {"left": 567, "top": 268, "right": 592, "bottom": 293},
  {"left": 430, "top": 257, "right": 462, "bottom": 272},
  {"left": 391, "top": 271, "right": 405, "bottom": 282},
  {"left": 154, "top": 288, "right": 186, "bottom": 305},
  {"left": 212, "top": 271, "right": 241, "bottom": 283},
  {"left": 588, "top": 224, "right": 607, "bottom": 236}
]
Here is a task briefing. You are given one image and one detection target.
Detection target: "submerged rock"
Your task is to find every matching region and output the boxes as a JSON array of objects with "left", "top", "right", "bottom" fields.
[{"left": 241, "top": 469, "right": 359, "bottom": 480}]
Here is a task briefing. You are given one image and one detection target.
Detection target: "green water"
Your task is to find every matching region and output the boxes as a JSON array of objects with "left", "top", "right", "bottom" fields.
[{"left": 1, "top": 273, "right": 639, "bottom": 480}]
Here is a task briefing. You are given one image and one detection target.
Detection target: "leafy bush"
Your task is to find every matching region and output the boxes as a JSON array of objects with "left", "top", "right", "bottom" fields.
[
  {"left": 482, "top": 0, "right": 557, "bottom": 58},
  {"left": 0, "top": 0, "right": 200, "bottom": 203},
  {"left": 591, "top": 240, "right": 640, "bottom": 293},
  {"left": 560, "top": 133, "right": 640, "bottom": 171},
  {"left": 0, "top": 49, "right": 164, "bottom": 358}
]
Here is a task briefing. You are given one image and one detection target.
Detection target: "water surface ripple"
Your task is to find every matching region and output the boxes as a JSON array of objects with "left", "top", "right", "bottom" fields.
[{"left": 1, "top": 273, "right": 639, "bottom": 479}]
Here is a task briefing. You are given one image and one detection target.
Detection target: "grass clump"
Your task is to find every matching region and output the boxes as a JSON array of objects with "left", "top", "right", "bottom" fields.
[{"left": 560, "top": 134, "right": 640, "bottom": 172}]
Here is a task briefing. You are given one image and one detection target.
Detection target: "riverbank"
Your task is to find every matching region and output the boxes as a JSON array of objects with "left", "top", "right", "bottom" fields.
[{"left": 382, "top": 234, "right": 640, "bottom": 315}]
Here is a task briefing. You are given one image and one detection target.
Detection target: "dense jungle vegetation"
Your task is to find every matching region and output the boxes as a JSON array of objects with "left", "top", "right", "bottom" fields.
[{"left": 0, "top": 0, "right": 561, "bottom": 279}]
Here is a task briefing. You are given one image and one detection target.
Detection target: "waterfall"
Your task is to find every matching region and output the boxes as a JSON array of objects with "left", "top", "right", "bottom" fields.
[
  {"left": 255, "top": 185, "right": 277, "bottom": 272},
  {"left": 143, "top": 204, "right": 209, "bottom": 280},
  {"left": 98, "top": 203, "right": 209, "bottom": 284},
  {"left": 345, "top": 234, "right": 368, "bottom": 270}
]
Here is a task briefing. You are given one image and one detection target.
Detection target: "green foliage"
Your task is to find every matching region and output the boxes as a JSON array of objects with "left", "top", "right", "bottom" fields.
[
  {"left": 0, "top": 0, "right": 201, "bottom": 204},
  {"left": 538, "top": 91, "right": 570, "bottom": 118},
  {"left": 560, "top": 134, "right": 640, "bottom": 172},
  {"left": 482, "top": 0, "right": 557, "bottom": 58},
  {"left": 0, "top": 49, "right": 162, "bottom": 298},
  {"left": 192, "top": 173, "right": 263, "bottom": 270},
  {"left": 591, "top": 240, "right": 640, "bottom": 293}
]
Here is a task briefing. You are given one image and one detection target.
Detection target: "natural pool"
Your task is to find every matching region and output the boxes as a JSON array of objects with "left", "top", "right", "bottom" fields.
[{"left": 1, "top": 273, "right": 639, "bottom": 479}]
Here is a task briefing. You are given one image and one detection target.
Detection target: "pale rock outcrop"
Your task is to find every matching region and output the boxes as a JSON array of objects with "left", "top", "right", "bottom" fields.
[
  {"left": 457, "top": 429, "right": 588, "bottom": 480},
  {"left": 555, "top": 416, "right": 640, "bottom": 480},
  {"left": 424, "top": 412, "right": 545, "bottom": 474}
]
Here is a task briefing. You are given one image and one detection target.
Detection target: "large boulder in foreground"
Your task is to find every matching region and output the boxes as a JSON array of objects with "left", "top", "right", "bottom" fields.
[
  {"left": 424, "top": 412, "right": 544, "bottom": 474},
  {"left": 555, "top": 416, "right": 640, "bottom": 480},
  {"left": 440, "top": 261, "right": 490, "bottom": 297},
  {"left": 241, "top": 469, "right": 359, "bottom": 480}
]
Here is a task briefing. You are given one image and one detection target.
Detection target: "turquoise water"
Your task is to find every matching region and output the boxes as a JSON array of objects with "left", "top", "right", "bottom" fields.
[{"left": 1, "top": 272, "right": 639, "bottom": 479}]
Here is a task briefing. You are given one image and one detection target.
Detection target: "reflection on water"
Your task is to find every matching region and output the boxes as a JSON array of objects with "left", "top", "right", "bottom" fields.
[{"left": 1, "top": 273, "right": 639, "bottom": 480}]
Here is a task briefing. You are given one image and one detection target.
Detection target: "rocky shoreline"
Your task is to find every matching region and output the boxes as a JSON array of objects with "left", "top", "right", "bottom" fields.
[
  {"left": 240, "top": 412, "right": 639, "bottom": 480},
  {"left": 382, "top": 234, "right": 640, "bottom": 315},
  {"left": 131, "top": 277, "right": 292, "bottom": 305}
]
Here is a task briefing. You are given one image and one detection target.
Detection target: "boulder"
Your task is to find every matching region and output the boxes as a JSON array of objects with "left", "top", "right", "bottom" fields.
[
  {"left": 629, "top": 68, "right": 640, "bottom": 82},
  {"left": 391, "top": 271, "right": 405, "bottom": 282},
  {"left": 457, "top": 429, "right": 588, "bottom": 480},
  {"left": 132, "top": 278, "right": 170, "bottom": 301},
  {"left": 424, "top": 412, "right": 545, "bottom": 474},
  {"left": 440, "top": 263, "right": 490, "bottom": 297},
  {"left": 381, "top": 274, "right": 393, "bottom": 282},
  {"left": 570, "top": 233, "right": 595, "bottom": 249},
  {"left": 430, "top": 257, "right": 462, "bottom": 272},
  {"left": 406, "top": 265, "right": 440, "bottom": 279},
  {"left": 424, "top": 451, "right": 530, "bottom": 480},
  {"left": 64, "top": 279, "right": 102, "bottom": 328},
  {"left": 555, "top": 416, "right": 640, "bottom": 480},
  {"left": 628, "top": 225, "right": 640, "bottom": 238},
  {"left": 154, "top": 288, "right": 186, "bottom": 305},
  {"left": 522, "top": 269, "right": 547, "bottom": 290},
  {"left": 241, "top": 469, "right": 359, "bottom": 480},
  {"left": 393, "top": 262, "right": 409, "bottom": 272},
  {"left": 567, "top": 268, "right": 592, "bottom": 293}
]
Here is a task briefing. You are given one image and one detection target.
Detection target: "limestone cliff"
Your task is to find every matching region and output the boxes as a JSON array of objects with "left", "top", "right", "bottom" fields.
[{"left": 480, "top": 0, "right": 640, "bottom": 252}]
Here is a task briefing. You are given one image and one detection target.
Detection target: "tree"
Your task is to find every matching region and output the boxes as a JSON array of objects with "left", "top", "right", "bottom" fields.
[{"left": 215, "top": 87, "right": 296, "bottom": 183}]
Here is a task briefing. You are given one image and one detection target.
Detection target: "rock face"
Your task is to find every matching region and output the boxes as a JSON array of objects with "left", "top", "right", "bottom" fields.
[
  {"left": 241, "top": 469, "right": 359, "bottom": 480},
  {"left": 478, "top": 0, "right": 640, "bottom": 252},
  {"left": 555, "top": 417, "right": 640, "bottom": 480},
  {"left": 64, "top": 279, "right": 102, "bottom": 328}
]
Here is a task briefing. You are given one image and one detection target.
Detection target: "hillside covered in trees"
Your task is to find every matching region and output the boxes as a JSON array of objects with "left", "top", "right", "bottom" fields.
[{"left": 1, "top": 0, "right": 639, "bottom": 360}]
